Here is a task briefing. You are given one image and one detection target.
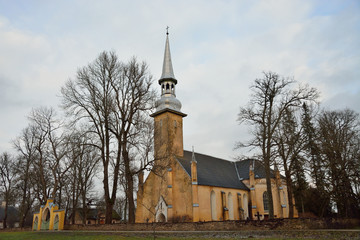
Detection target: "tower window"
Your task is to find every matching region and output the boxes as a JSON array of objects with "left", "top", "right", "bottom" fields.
[{"left": 166, "top": 83, "right": 170, "bottom": 90}]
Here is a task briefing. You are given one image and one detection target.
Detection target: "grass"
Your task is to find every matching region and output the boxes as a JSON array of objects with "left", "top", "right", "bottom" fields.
[
  {"left": 1, "top": 232, "right": 143, "bottom": 240},
  {"left": 0, "top": 231, "right": 358, "bottom": 240}
]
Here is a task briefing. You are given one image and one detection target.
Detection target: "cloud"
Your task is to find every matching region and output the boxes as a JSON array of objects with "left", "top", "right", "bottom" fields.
[{"left": 0, "top": 0, "right": 359, "bottom": 160}]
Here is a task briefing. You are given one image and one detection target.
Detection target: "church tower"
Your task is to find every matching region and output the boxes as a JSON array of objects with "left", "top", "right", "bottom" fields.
[{"left": 151, "top": 31, "right": 187, "bottom": 160}]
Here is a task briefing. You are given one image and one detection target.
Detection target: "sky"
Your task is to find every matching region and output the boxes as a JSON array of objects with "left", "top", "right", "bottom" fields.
[{"left": 0, "top": 0, "right": 359, "bottom": 161}]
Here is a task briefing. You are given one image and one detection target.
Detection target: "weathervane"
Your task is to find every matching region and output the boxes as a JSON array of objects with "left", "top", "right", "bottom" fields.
[{"left": 166, "top": 26, "right": 169, "bottom": 35}]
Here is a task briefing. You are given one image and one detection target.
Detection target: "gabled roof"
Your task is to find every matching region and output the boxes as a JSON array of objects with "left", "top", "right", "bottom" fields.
[
  {"left": 0, "top": 206, "right": 20, "bottom": 221},
  {"left": 176, "top": 151, "right": 249, "bottom": 190},
  {"left": 71, "top": 208, "right": 121, "bottom": 220},
  {"left": 235, "top": 159, "right": 276, "bottom": 180}
]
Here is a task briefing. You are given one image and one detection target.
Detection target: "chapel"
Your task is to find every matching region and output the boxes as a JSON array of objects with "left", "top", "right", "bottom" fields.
[{"left": 135, "top": 32, "right": 297, "bottom": 223}]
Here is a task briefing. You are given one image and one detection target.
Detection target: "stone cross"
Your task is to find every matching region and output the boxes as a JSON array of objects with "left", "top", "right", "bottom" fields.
[{"left": 255, "top": 211, "right": 262, "bottom": 221}]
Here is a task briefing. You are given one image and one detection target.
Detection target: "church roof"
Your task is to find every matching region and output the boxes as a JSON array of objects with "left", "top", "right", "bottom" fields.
[
  {"left": 176, "top": 151, "right": 249, "bottom": 190},
  {"left": 235, "top": 159, "right": 276, "bottom": 180},
  {"left": 177, "top": 151, "right": 281, "bottom": 190}
]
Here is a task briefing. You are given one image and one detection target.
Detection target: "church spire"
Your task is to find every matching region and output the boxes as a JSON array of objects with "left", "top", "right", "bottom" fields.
[
  {"left": 151, "top": 29, "right": 186, "bottom": 117},
  {"left": 159, "top": 28, "right": 177, "bottom": 84}
]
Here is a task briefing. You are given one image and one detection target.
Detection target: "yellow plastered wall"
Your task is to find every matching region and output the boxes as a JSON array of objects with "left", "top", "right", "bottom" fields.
[
  {"left": 242, "top": 178, "right": 298, "bottom": 219},
  {"left": 154, "top": 112, "right": 184, "bottom": 159},
  {"left": 136, "top": 110, "right": 190, "bottom": 223},
  {"left": 197, "top": 186, "right": 248, "bottom": 221},
  {"left": 171, "top": 159, "right": 193, "bottom": 221},
  {"left": 136, "top": 169, "right": 167, "bottom": 223},
  {"left": 135, "top": 157, "right": 193, "bottom": 223}
]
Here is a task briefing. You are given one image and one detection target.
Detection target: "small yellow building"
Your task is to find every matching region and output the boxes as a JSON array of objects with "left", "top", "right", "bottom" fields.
[
  {"left": 32, "top": 199, "right": 65, "bottom": 230},
  {"left": 135, "top": 32, "right": 297, "bottom": 223}
]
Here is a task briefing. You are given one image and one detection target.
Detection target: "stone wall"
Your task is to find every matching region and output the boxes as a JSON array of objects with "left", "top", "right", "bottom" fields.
[{"left": 64, "top": 218, "right": 360, "bottom": 231}]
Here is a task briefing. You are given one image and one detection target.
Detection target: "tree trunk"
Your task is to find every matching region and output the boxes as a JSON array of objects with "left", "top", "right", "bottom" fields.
[
  {"left": 105, "top": 200, "right": 114, "bottom": 224},
  {"left": 264, "top": 160, "right": 274, "bottom": 219},
  {"left": 71, "top": 178, "right": 76, "bottom": 224},
  {"left": 3, "top": 201, "right": 8, "bottom": 229},
  {"left": 262, "top": 135, "right": 274, "bottom": 219},
  {"left": 19, "top": 179, "right": 29, "bottom": 228},
  {"left": 285, "top": 171, "right": 294, "bottom": 218},
  {"left": 123, "top": 149, "right": 135, "bottom": 223},
  {"left": 82, "top": 192, "right": 87, "bottom": 225}
]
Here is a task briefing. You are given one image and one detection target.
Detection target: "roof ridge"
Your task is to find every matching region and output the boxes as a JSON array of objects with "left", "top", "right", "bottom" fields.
[
  {"left": 183, "top": 150, "right": 235, "bottom": 163},
  {"left": 233, "top": 161, "right": 242, "bottom": 181}
]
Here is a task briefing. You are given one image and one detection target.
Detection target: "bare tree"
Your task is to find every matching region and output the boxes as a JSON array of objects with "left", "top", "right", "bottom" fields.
[
  {"left": 109, "top": 57, "right": 155, "bottom": 223},
  {"left": 0, "top": 152, "right": 16, "bottom": 229},
  {"left": 27, "top": 107, "right": 72, "bottom": 204},
  {"left": 29, "top": 118, "right": 51, "bottom": 203},
  {"left": 274, "top": 108, "right": 307, "bottom": 217},
  {"left": 317, "top": 109, "right": 360, "bottom": 218},
  {"left": 62, "top": 51, "right": 120, "bottom": 224},
  {"left": 301, "top": 103, "right": 330, "bottom": 217},
  {"left": 13, "top": 126, "right": 37, "bottom": 227},
  {"left": 237, "top": 71, "right": 318, "bottom": 218},
  {"left": 61, "top": 51, "right": 155, "bottom": 223},
  {"left": 69, "top": 129, "right": 100, "bottom": 224},
  {"left": 62, "top": 51, "right": 118, "bottom": 224}
]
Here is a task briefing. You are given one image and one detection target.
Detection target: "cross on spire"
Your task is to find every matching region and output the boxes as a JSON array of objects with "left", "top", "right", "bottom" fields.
[{"left": 166, "top": 26, "right": 169, "bottom": 35}]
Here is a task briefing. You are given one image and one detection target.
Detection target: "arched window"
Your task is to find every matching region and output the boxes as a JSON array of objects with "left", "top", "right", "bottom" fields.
[
  {"left": 33, "top": 216, "right": 38, "bottom": 230},
  {"left": 263, "top": 191, "right": 269, "bottom": 211},
  {"left": 237, "top": 193, "right": 243, "bottom": 220},
  {"left": 43, "top": 208, "right": 50, "bottom": 221},
  {"left": 210, "top": 191, "right": 217, "bottom": 220},
  {"left": 243, "top": 194, "right": 248, "bottom": 219},
  {"left": 41, "top": 208, "right": 50, "bottom": 230},
  {"left": 166, "top": 83, "right": 170, "bottom": 90},
  {"left": 53, "top": 214, "right": 59, "bottom": 230},
  {"left": 228, "top": 193, "right": 234, "bottom": 220},
  {"left": 283, "top": 191, "right": 287, "bottom": 205}
]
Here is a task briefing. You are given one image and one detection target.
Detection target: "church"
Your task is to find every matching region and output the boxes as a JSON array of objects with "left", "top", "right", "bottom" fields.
[{"left": 135, "top": 32, "right": 297, "bottom": 223}]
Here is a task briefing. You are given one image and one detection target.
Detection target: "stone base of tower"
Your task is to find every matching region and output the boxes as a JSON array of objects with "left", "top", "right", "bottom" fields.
[{"left": 135, "top": 157, "right": 193, "bottom": 223}]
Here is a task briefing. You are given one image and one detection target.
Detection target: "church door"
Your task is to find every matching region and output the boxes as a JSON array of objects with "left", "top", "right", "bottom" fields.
[
  {"left": 155, "top": 196, "right": 168, "bottom": 223},
  {"left": 157, "top": 213, "right": 166, "bottom": 222}
]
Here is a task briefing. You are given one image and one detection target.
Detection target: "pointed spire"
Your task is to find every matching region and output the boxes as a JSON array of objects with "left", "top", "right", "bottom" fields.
[
  {"left": 250, "top": 159, "right": 255, "bottom": 171},
  {"left": 274, "top": 161, "right": 278, "bottom": 171},
  {"left": 191, "top": 146, "right": 197, "bottom": 163},
  {"left": 150, "top": 28, "right": 187, "bottom": 118},
  {"left": 159, "top": 28, "right": 177, "bottom": 84}
]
